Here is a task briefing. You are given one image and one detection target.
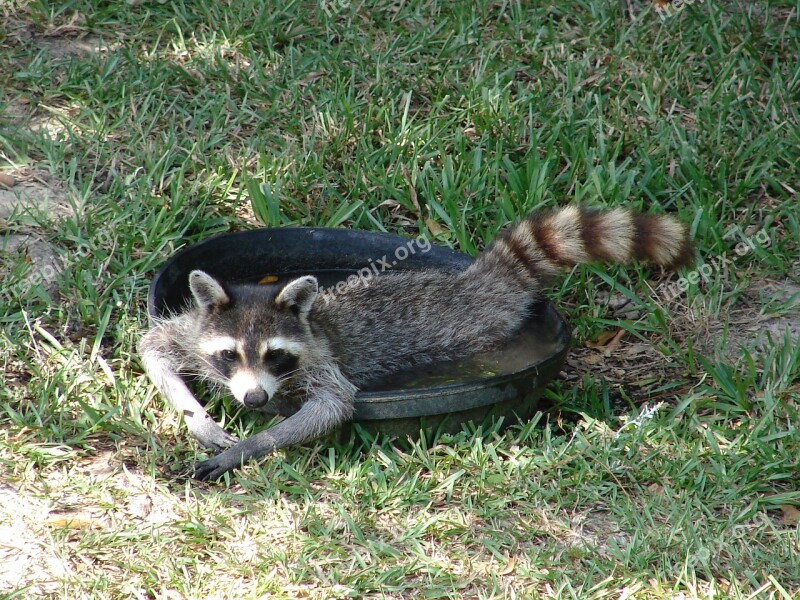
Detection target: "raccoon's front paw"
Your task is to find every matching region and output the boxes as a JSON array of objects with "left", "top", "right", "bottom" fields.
[
  {"left": 186, "top": 413, "right": 239, "bottom": 452},
  {"left": 192, "top": 451, "right": 244, "bottom": 481}
]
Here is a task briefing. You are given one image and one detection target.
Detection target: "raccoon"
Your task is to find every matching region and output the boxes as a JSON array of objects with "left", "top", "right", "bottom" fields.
[{"left": 139, "top": 205, "right": 693, "bottom": 480}]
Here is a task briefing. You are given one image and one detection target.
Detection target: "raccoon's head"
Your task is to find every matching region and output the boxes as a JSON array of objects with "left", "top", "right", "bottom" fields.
[{"left": 187, "top": 270, "right": 319, "bottom": 410}]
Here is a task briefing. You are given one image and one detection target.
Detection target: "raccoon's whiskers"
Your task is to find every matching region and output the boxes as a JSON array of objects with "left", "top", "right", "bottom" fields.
[
  {"left": 184, "top": 348, "right": 229, "bottom": 380},
  {"left": 277, "top": 368, "right": 301, "bottom": 382}
]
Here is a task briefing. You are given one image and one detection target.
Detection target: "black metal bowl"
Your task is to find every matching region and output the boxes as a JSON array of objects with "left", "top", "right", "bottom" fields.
[{"left": 147, "top": 227, "right": 571, "bottom": 436}]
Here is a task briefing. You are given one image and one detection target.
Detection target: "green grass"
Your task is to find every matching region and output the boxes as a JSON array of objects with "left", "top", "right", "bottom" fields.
[{"left": 1, "top": 0, "right": 798, "bottom": 597}]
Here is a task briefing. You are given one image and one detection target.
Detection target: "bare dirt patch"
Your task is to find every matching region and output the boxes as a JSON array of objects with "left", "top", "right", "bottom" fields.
[
  {"left": 1, "top": 97, "right": 33, "bottom": 123},
  {"left": 0, "top": 484, "right": 70, "bottom": 596},
  {"left": 34, "top": 34, "right": 109, "bottom": 59},
  {"left": 565, "top": 277, "right": 800, "bottom": 404},
  {"left": 671, "top": 277, "right": 800, "bottom": 361},
  {"left": 0, "top": 449, "right": 191, "bottom": 595},
  {"left": 0, "top": 232, "right": 63, "bottom": 299},
  {"left": 0, "top": 170, "right": 74, "bottom": 300},
  {"left": 0, "top": 170, "right": 73, "bottom": 223}
]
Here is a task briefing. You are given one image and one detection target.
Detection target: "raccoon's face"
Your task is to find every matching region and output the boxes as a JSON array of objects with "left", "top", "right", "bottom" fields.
[{"left": 188, "top": 270, "right": 319, "bottom": 410}]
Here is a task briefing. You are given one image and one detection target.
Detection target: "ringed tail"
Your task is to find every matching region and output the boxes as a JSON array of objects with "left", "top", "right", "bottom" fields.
[{"left": 469, "top": 205, "right": 694, "bottom": 282}]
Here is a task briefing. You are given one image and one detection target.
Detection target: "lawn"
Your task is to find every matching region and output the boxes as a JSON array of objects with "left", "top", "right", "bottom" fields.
[{"left": 1, "top": 0, "right": 798, "bottom": 598}]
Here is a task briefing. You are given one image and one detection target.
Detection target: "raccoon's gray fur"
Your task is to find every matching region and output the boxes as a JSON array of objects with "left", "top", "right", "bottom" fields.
[{"left": 139, "top": 205, "right": 693, "bottom": 480}]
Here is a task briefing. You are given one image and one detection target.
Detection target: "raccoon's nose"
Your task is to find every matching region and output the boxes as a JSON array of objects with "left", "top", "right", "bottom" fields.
[{"left": 243, "top": 389, "right": 269, "bottom": 409}]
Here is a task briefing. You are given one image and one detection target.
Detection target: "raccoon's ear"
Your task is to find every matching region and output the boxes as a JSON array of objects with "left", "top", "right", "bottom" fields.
[
  {"left": 189, "top": 270, "right": 230, "bottom": 312},
  {"left": 276, "top": 275, "right": 318, "bottom": 316}
]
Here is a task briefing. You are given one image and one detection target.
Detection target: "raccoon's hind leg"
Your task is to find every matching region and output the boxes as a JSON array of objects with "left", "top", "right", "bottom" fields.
[
  {"left": 139, "top": 325, "right": 239, "bottom": 452},
  {"left": 193, "top": 364, "right": 356, "bottom": 481}
]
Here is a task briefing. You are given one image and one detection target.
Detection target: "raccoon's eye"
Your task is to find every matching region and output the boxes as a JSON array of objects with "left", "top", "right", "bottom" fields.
[
  {"left": 264, "top": 348, "right": 288, "bottom": 362},
  {"left": 219, "top": 349, "right": 238, "bottom": 362},
  {"left": 263, "top": 347, "right": 299, "bottom": 375}
]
